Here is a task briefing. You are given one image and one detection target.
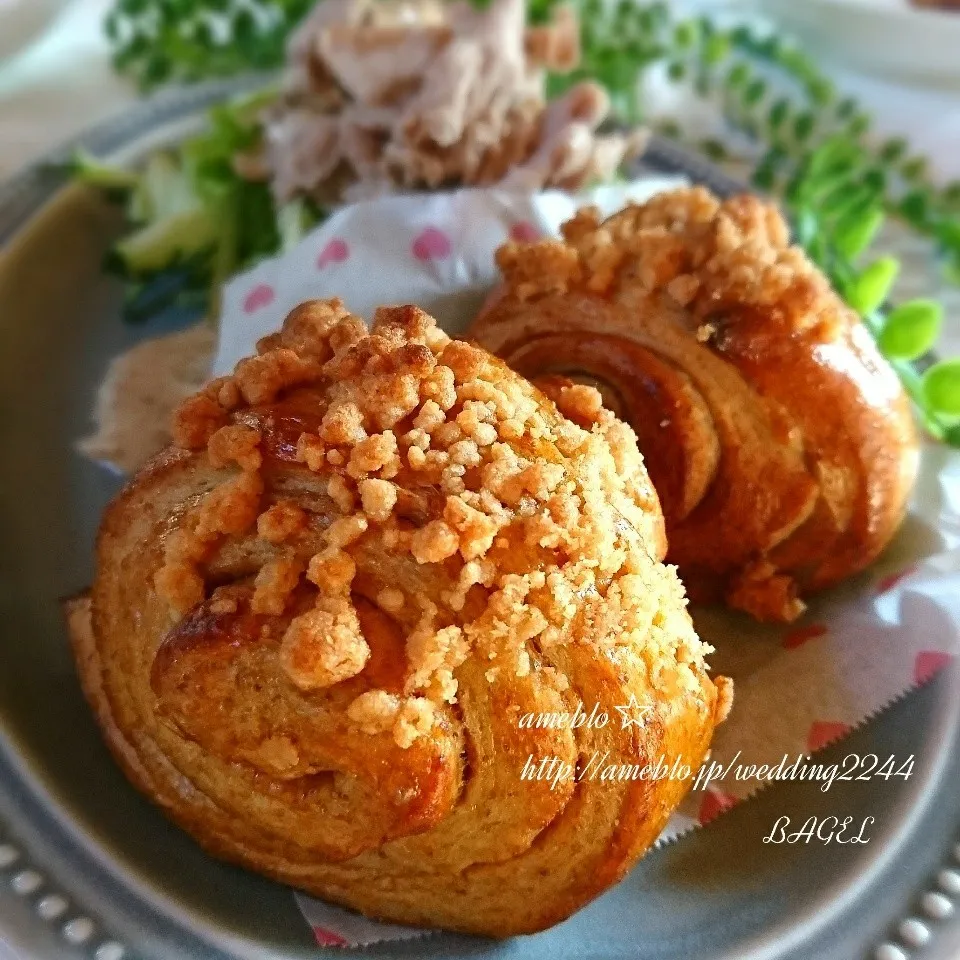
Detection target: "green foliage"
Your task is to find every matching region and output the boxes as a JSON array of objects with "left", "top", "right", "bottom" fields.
[
  {"left": 75, "top": 89, "right": 321, "bottom": 322},
  {"left": 833, "top": 206, "right": 884, "bottom": 261},
  {"left": 923, "top": 360, "right": 960, "bottom": 416},
  {"left": 105, "top": 0, "right": 313, "bottom": 89},
  {"left": 879, "top": 300, "right": 943, "bottom": 361},
  {"left": 846, "top": 258, "right": 900, "bottom": 316}
]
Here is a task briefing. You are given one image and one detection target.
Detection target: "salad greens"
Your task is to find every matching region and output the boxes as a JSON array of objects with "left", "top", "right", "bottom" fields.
[
  {"left": 72, "top": 90, "right": 322, "bottom": 322},
  {"left": 84, "top": 0, "right": 960, "bottom": 442}
]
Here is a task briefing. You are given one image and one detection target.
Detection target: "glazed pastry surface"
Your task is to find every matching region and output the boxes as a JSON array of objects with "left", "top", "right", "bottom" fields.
[
  {"left": 71, "top": 300, "right": 729, "bottom": 936},
  {"left": 471, "top": 188, "right": 918, "bottom": 621}
]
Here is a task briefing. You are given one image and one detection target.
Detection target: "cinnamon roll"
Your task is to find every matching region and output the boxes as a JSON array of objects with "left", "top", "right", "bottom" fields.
[
  {"left": 69, "top": 299, "right": 729, "bottom": 935},
  {"left": 470, "top": 188, "right": 918, "bottom": 621}
]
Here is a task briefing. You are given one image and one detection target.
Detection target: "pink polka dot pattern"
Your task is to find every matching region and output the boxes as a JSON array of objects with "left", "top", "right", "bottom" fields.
[
  {"left": 243, "top": 283, "right": 275, "bottom": 314},
  {"left": 876, "top": 564, "right": 918, "bottom": 594},
  {"left": 411, "top": 226, "right": 452, "bottom": 261},
  {"left": 807, "top": 720, "right": 852, "bottom": 753},
  {"left": 317, "top": 238, "right": 350, "bottom": 268},
  {"left": 698, "top": 788, "right": 737, "bottom": 826},
  {"left": 782, "top": 623, "right": 828, "bottom": 650},
  {"left": 913, "top": 650, "right": 953, "bottom": 686},
  {"left": 509, "top": 220, "right": 540, "bottom": 242},
  {"left": 313, "top": 926, "right": 348, "bottom": 947}
]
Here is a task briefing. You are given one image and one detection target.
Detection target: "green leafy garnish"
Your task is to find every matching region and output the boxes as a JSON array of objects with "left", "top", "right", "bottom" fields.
[
  {"left": 72, "top": 89, "right": 323, "bottom": 322},
  {"left": 105, "top": 0, "right": 313, "bottom": 89},
  {"left": 69, "top": 149, "right": 141, "bottom": 192},
  {"left": 879, "top": 301, "right": 943, "bottom": 362},
  {"left": 846, "top": 258, "right": 901, "bottom": 317},
  {"left": 923, "top": 360, "right": 960, "bottom": 416}
]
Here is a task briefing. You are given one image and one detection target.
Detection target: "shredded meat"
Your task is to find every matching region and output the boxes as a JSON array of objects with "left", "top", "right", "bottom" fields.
[{"left": 240, "top": 0, "right": 646, "bottom": 203}]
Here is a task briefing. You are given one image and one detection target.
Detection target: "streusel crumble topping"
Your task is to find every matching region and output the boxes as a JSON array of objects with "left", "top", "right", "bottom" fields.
[
  {"left": 495, "top": 186, "right": 850, "bottom": 341},
  {"left": 156, "top": 298, "right": 713, "bottom": 748}
]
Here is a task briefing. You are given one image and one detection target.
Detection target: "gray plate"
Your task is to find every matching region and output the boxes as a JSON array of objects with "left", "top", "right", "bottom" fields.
[{"left": 0, "top": 81, "right": 959, "bottom": 960}]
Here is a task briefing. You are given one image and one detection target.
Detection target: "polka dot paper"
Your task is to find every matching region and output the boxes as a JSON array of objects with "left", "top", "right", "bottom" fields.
[
  {"left": 213, "top": 181, "right": 685, "bottom": 376},
  {"left": 214, "top": 182, "right": 960, "bottom": 947}
]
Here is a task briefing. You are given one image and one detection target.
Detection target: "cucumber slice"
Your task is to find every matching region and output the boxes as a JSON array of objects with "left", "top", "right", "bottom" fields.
[
  {"left": 112, "top": 208, "right": 217, "bottom": 275},
  {"left": 70, "top": 149, "right": 139, "bottom": 191},
  {"left": 143, "top": 153, "right": 199, "bottom": 220},
  {"left": 277, "top": 199, "right": 309, "bottom": 252},
  {"left": 126, "top": 182, "right": 152, "bottom": 224}
]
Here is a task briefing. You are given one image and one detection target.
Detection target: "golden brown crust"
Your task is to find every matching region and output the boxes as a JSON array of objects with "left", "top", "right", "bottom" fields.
[
  {"left": 471, "top": 187, "right": 919, "bottom": 622},
  {"left": 74, "top": 299, "right": 727, "bottom": 935}
]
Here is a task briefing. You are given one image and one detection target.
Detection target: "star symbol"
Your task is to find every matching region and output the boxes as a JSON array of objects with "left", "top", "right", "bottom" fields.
[{"left": 614, "top": 695, "right": 653, "bottom": 729}]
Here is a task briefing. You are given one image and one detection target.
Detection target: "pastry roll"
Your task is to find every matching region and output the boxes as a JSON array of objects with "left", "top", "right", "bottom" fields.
[
  {"left": 471, "top": 188, "right": 918, "bottom": 621},
  {"left": 69, "top": 300, "right": 730, "bottom": 936}
]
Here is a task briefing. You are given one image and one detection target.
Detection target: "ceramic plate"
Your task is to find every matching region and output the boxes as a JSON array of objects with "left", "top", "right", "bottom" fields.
[{"left": 1, "top": 81, "right": 959, "bottom": 960}]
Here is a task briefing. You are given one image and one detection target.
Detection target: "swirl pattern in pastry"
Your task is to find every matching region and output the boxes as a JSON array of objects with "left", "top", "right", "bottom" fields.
[
  {"left": 471, "top": 188, "right": 918, "bottom": 621},
  {"left": 69, "top": 299, "right": 729, "bottom": 936}
]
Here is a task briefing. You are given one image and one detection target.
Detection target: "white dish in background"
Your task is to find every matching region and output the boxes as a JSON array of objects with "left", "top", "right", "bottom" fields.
[
  {"left": 761, "top": 0, "right": 960, "bottom": 85},
  {"left": 0, "top": 0, "right": 73, "bottom": 64}
]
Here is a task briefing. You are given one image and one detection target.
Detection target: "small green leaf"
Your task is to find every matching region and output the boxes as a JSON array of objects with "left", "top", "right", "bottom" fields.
[
  {"left": 899, "top": 189, "right": 930, "bottom": 226},
  {"left": 763, "top": 35, "right": 788, "bottom": 61},
  {"left": 725, "top": 62, "right": 749, "bottom": 88},
  {"left": 901, "top": 156, "right": 928, "bottom": 181},
  {"left": 820, "top": 182, "right": 874, "bottom": 220},
  {"left": 847, "top": 257, "right": 900, "bottom": 315},
  {"left": 793, "top": 111, "right": 815, "bottom": 141},
  {"left": 743, "top": 77, "right": 767, "bottom": 105},
  {"left": 936, "top": 218, "right": 960, "bottom": 247},
  {"left": 879, "top": 138, "right": 907, "bottom": 163},
  {"left": 699, "top": 138, "right": 728, "bottom": 161},
  {"left": 696, "top": 14, "right": 716, "bottom": 36},
  {"left": 807, "top": 77, "right": 834, "bottom": 106},
  {"left": 943, "top": 423, "right": 960, "bottom": 449},
  {"left": 142, "top": 54, "right": 172, "bottom": 87},
  {"left": 702, "top": 33, "right": 730, "bottom": 65},
  {"left": 673, "top": 21, "right": 697, "bottom": 49},
  {"left": 923, "top": 360, "right": 960, "bottom": 415},
  {"left": 805, "top": 135, "right": 859, "bottom": 179},
  {"left": 834, "top": 206, "right": 884, "bottom": 261},
  {"left": 767, "top": 98, "right": 790, "bottom": 131},
  {"left": 863, "top": 167, "right": 887, "bottom": 193},
  {"left": 878, "top": 300, "right": 942, "bottom": 360},
  {"left": 849, "top": 114, "right": 871, "bottom": 136},
  {"left": 192, "top": 21, "right": 214, "bottom": 47},
  {"left": 752, "top": 163, "right": 775, "bottom": 191},
  {"left": 657, "top": 119, "right": 681, "bottom": 139},
  {"left": 836, "top": 97, "right": 858, "bottom": 120},
  {"left": 667, "top": 60, "right": 687, "bottom": 81}
]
